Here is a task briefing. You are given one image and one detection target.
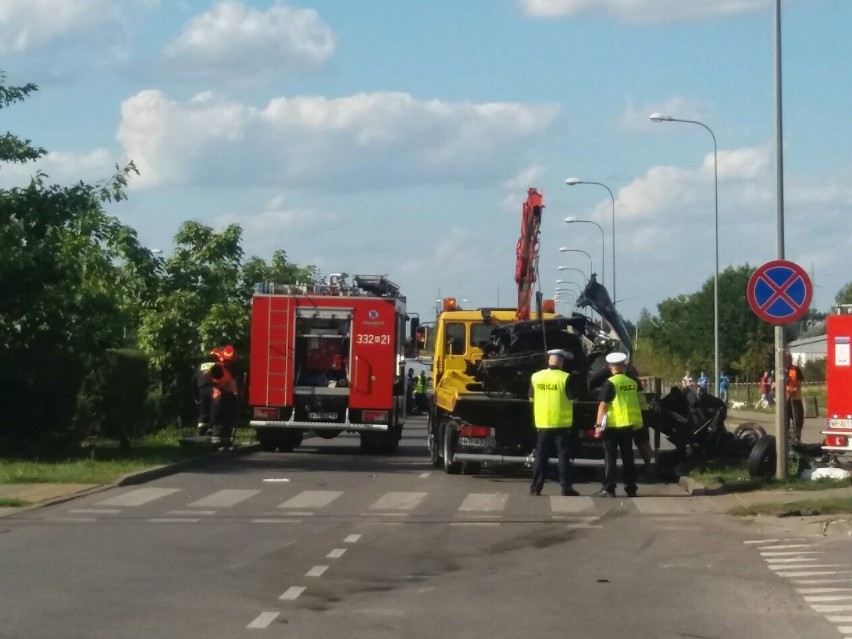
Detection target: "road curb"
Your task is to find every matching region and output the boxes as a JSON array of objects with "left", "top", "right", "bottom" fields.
[{"left": 0, "top": 443, "right": 260, "bottom": 518}]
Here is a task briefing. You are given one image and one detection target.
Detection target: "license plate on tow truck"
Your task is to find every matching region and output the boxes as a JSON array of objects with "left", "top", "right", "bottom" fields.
[{"left": 459, "top": 436, "right": 496, "bottom": 447}]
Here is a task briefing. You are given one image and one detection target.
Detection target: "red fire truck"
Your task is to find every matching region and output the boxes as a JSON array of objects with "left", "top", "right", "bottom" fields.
[
  {"left": 248, "top": 274, "right": 408, "bottom": 454},
  {"left": 823, "top": 304, "right": 852, "bottom": 454}
]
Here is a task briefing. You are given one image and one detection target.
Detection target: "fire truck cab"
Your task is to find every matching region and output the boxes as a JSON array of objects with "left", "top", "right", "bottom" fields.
[
  {"left": 823, "top": 305, "right": 852, "bottom": 455},
  {"left": 248, "top": 274, "right": 408, "bottom": 454}
]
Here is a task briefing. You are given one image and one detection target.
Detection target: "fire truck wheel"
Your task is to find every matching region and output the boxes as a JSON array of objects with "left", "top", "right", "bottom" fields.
[
  {"left": 278, "top": 431, "right": 303, "bottom": 453},
  {"left": 461, "top": 462, "right": 481, "bottom": 475},
  {"left": 747, "top": 435, "right": 777, "bottom": 479},
  {"left": 443, "top": 423, "right": 461, "bottom": 475},
  {"left": 258, "top": 438, "right": 278, "bottom": 452}
]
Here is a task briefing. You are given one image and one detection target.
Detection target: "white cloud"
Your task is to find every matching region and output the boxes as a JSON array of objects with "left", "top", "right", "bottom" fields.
[
  {"left": 0, "top": 0, "right": 152, "bottom": 54},
  {"left": 0, "top": 148, "right": 117, "bottom": 189},
  {"left": 164, "top": 1, "right": 335, "bottom": 76},
  {"left": 519, "top": 0, "right": 771, "bottom": 23},
  {"left": 117, "top": 89, "right": 559, "bottom": 190},
  {"left": 501, "top": 166, "right": 546, "bottom": 211}
]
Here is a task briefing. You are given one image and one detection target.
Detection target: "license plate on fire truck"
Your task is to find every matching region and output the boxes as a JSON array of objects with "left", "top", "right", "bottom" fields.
[
  {"left": 829, "top": 419, "right": 852, "bottom": 429},
  {"left": 309, "top": 412, "right": 338, "bottom": 420},
  {"left": 459, "top": 436, "right": 496, "bottom": 447}
]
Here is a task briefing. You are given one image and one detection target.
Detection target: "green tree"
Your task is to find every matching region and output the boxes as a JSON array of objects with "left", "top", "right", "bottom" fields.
[
  {"left": 0, "top": 71, "right": 147, "bottom": 447},
  {"left": 836, "top": 282, "right": 852, "bottom": 306},
  {"left": 642, "top": 265, "right": 773, "bottom": 376}
]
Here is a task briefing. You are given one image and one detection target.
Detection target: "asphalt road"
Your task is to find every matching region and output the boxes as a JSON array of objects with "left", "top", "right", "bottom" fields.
[{"left": 0, "top": 417, "right": 847, "bottom": 638}]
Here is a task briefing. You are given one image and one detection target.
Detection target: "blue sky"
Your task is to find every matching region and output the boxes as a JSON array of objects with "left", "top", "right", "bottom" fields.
[{"left": 3, "top": 0, "right": 850, "bottom": 323}]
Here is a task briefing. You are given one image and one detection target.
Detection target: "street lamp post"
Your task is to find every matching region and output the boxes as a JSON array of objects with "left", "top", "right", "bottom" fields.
[
  {"left": 649, "top": 112, "right": 720, "bottom": 397},
  {"left": 565, "top": 217, "right": 605, "bottom": 291},
  {"left": 557, "top": 248, "right": 593, "bottom": 281},
  {"left": 565, "top": 178, "right": 616, "bottom": 304}
]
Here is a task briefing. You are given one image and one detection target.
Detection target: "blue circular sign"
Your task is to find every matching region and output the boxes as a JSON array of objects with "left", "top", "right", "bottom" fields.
[{"left": 747, "top": 260, "right": 813, "bottom": 325}]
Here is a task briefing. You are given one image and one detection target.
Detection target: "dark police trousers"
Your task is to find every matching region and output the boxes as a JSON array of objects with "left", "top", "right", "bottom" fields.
[
  {"left": 603, "top": 427, "right": 637, "bottom": 494},
  {"left": 531, "top": 427, "right": 575, "bottom": 493}
]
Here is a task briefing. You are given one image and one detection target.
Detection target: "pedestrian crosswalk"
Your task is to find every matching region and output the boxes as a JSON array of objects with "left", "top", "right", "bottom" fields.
[{"left": 33, "top": 485, "right": 726, "bottom": 524}]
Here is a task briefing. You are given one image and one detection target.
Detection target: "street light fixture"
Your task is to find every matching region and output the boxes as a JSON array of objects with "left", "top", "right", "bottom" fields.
[
  {"left": 557, "top": 248, "right": 594, "bottom": 280},
  {"left": 565, "top": 178, "right": 616, "bottom": 304},
  {"left": 650, "top": 112, "right": 720, "bottom": 397},
  {"left": 564, "top": 217, "right": 605, "bottom": 292}
]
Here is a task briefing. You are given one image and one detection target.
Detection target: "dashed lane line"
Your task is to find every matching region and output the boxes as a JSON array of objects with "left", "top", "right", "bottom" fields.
[
  {"left": 305, "top": 565, "right": 328, "bottom": 577},
  {"left": 247, "top": 611, "right": 279, "bottom": 629},
  {"left": 279, "top": 586, "right": 306, "bottom": 601},
  {"left": 344, "top": 534, "right": 362, "bottom": 543},
  {"left": 327, "top": 548, "right": 347, "bottom": 559}
]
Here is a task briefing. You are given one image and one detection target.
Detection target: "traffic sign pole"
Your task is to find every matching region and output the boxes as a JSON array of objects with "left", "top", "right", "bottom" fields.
[{"left": 748, "top": 258, "right": 813, "bottom": 481}]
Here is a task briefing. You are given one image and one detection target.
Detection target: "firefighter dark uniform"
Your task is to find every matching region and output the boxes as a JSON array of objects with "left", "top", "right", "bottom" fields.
[
  {"left": 529, "top": 349, "right": 578, "bottom": 497},
  {"left": 595, "top": 352, "right": 641, "bottom": 498},
  {"left": 192, "top": 357, "right": 216, "bottom": 436}
]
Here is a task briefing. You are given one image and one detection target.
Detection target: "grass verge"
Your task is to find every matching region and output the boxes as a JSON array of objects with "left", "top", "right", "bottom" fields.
[
  {"left": 0, "top": 498, "right": 30, "bottom": 508},
  {"left": 0, "top": 427, "right": 254, "bottom": 485}
]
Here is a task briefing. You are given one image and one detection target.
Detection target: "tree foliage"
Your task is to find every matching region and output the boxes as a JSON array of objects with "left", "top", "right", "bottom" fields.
[
  {"left": 836, "top": 282, "right": 852, "bottom": 306},
  {"left": 642, "top": 265, "right": 774, "bottom": 377}
]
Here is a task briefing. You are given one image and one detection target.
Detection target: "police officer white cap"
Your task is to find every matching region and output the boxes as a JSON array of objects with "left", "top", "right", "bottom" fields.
[
  {"left": 605, "top": 352, "right": 628, "bottom": 365},
  {"left": 547, "top": 349, "right": 568, "bottom": 358}
]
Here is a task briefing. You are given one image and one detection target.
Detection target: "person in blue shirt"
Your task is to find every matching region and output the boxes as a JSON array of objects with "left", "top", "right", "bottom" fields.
[
  {"left": 697, "top": 371, "right": 709, "bottom": 396},
  {"left": 719, "top": 370, "right": 730, "bottom": 404}
]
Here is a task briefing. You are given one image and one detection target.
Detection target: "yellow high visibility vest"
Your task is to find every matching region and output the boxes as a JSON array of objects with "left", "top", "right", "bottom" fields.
[
  {"left": 415, "top": 377, "right": 426, "bottom": 393},
  {"left": 606, "top": 373, "right": 642, "bottom": 428},
  {"left": 531, "top": 368, "right": 573, "bottom": 429}
]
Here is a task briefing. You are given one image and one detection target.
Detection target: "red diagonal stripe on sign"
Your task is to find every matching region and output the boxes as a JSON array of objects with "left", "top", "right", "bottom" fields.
[{"left": 757, "top": 270, "right": 802, "bottom": 312}]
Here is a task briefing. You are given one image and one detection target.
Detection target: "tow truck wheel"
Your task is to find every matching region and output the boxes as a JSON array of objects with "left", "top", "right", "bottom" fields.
[
  {"left": 443, "top": 423, "right": 461, "bottom": 475},
  {"left": 428, "top": 415, "right": 442, "bottom": 467}
]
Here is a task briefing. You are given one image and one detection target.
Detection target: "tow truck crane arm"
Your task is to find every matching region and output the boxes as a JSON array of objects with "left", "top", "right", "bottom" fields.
[{"left": 514, "top": 187, "right": 544, "bottom": 321}]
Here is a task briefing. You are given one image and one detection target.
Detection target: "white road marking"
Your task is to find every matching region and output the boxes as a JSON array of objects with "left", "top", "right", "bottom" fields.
[
  {"left": 549, "top": 496, "right": 594, "bottom": 513},
  {"left": 327, "top": 548, "right": 347, "bottom": 559},
  {"left": 765, "top": 557, "right": 825, "bottom": 564},
  {"left": 836, "top": 627, "right": 852, "bottom": 635},
  {"left": 370, "top": 491, "right": 427, "bottom": 510},
  {"left": 793, "top": 579, "right": 852, "bottom": 585},
  {"left": 769, "top": 564, "right": 845, "bottom": 571},
  {"left": 279, "top": 586, "right": 306, "bottom": 600},
  {"left": 96, "top": 487, "right": 180, "bottom": 507},
  {"left": 247, "top": 611, "right": 279, "bottom": 629},
  {"left": 811, "top": 604, "right": 852, "bottom": 612},
  {"left": 797, "top": 588, "right": 852, "bottom": 594},
  {"left": 450, "top": 522, "right": 499, "bottom": 527},
  {"left": 169, "top": 510, "right": 216, "bottom": 516},
  {"left": 778, "top": 571, "right": 847, "bottom": 578},
  {"left": 306, "top": 565, "right": 328, "bottom": 577},
  {"left": 251, "top": 519, "right": 302, "bottom": 524},
  {"left": 804, "top": 595, "right": 852, "bottom": 602},
  {"left": 69, "top": 509, "right": 121, "bottom": 514},
  {"left": 188, "top": 489, "right": 260, "bottom": 508},
  {"left": 826, "top": 616, "right": 852, "bottom": 623},
  {"left": 744, "top": 539, "right": 781, "bottom": 544},
  {"left": 419, "top": 472, "right": 431, "bottom": 479},
  {"left": 278, "top": 490, "right": 343, "bottom": 510},
  {"left": 57, "top": 517, "right": 96, "bottom": 522},
  {"left": 344, "top": 534, "right": 362, "bottom": 543},
  {"left": 761, "top": 550, "right": 823, "bottom": 556},
  {"left": 147, "top": 518, "right": 199, "bottom": 523},
  {"left": 459, "top": 493, "right": 508, "bottom": 512},
  {"left": 758, "top": 544, "right": 811, "bottom": 550}
]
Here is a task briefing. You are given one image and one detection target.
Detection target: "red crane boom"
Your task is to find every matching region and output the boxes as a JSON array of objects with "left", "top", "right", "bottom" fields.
[{"left": 514, "top": 187, "right": 544, "bottom": 321}]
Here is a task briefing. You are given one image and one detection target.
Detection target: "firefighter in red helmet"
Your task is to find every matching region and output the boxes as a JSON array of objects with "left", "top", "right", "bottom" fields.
[{"left": 205, "top": 345, "right": 240, "bottom": 448}]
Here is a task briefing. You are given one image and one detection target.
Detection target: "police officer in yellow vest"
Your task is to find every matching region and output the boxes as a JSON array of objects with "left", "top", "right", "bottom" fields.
[
  {"left": 528, "top": 349, "right": 579, "bottom": 497},
  {"left": 594, "top": 351, "right": 641, "bottom": 498}
]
